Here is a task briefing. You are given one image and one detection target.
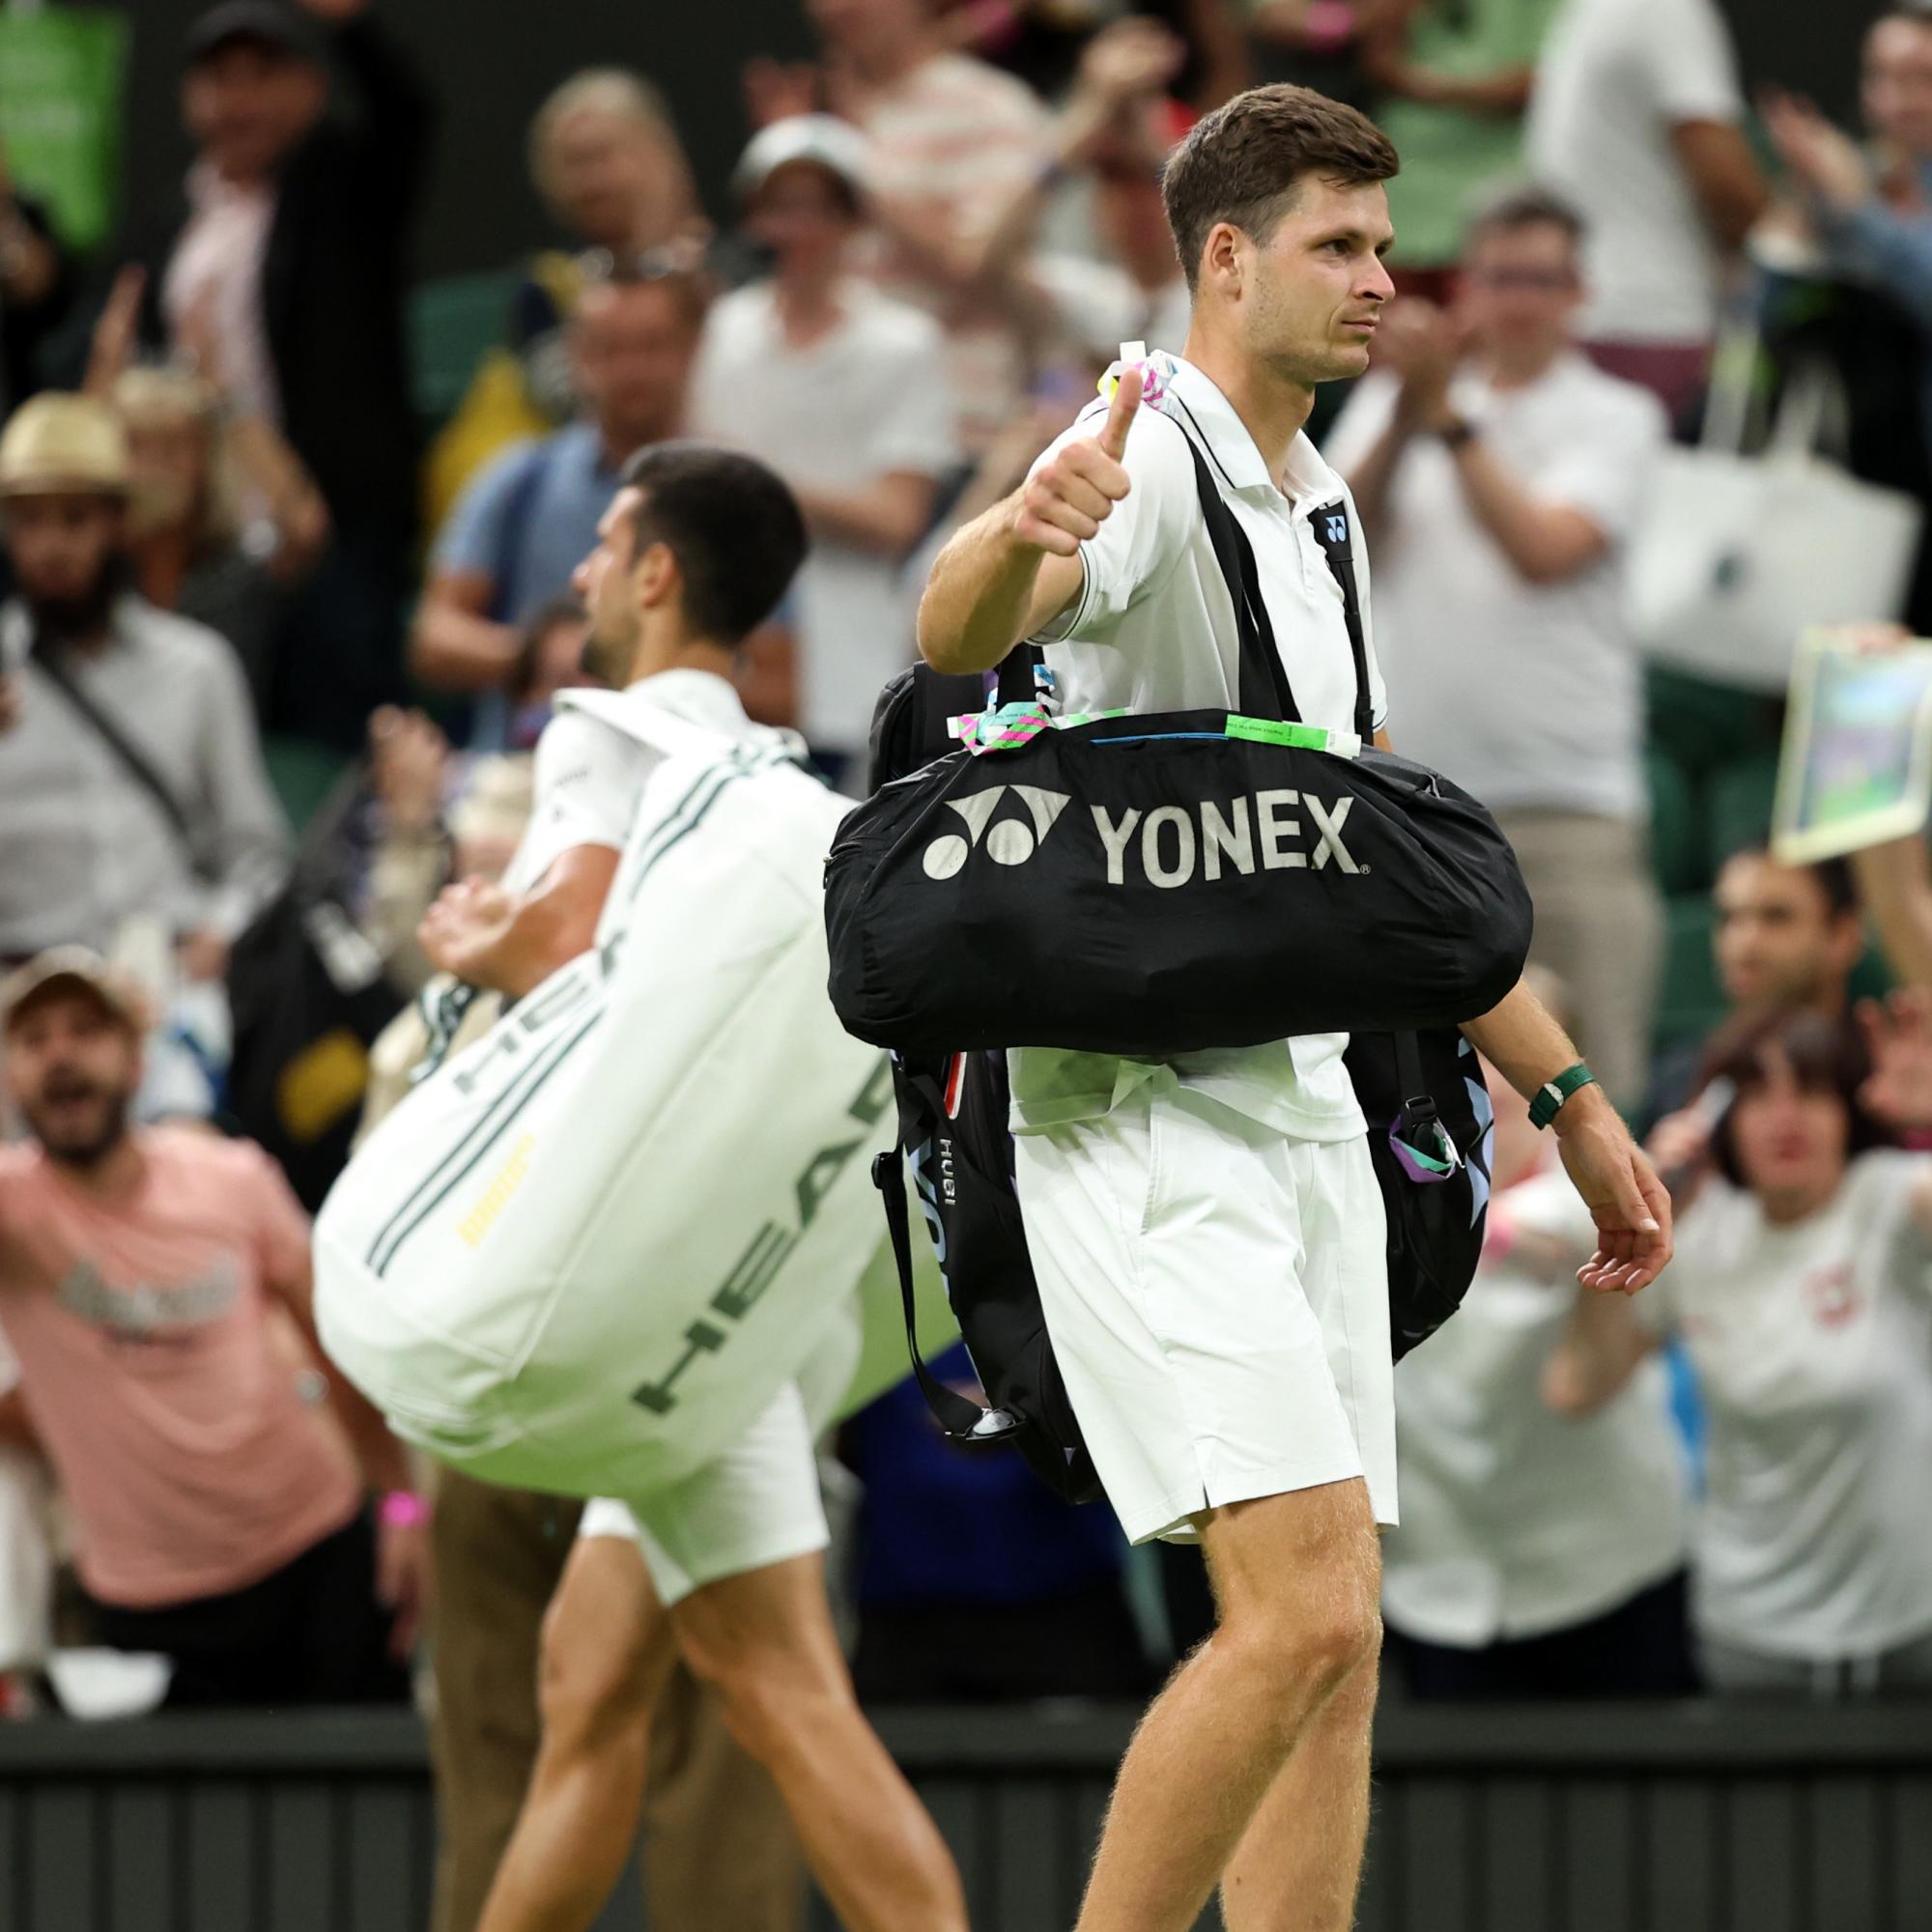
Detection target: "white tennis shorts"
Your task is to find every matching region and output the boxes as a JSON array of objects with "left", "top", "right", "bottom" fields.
[
  {"left": 1011, "top": 1081, "right": 1397, "bottom": 1546},
  {"left": 578, "top": 1300, "right": 861, "bottom": 1606}
]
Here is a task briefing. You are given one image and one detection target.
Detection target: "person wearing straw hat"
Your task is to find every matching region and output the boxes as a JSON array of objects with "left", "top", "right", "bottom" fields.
[{"left": 0, "top": 392, "right": 286, "bottom": 982}]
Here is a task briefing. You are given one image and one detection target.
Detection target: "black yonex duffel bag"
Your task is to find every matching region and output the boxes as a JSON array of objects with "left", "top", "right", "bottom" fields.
[{"left": 824, "top": 440, "right": 1532, "bottom": 1060}]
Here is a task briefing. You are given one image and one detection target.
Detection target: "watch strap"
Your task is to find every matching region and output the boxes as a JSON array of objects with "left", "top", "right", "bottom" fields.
[{"left": 1529, "top": 1061, "right": 1598, "bottom": 1130}]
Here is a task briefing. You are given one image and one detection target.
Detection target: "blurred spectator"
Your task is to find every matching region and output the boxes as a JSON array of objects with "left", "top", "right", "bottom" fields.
[
  {"left": 1649, "top": 849, "right": 1866, "bottom": 1120},
  {"left": 1762, "top": 13, "right": 1932, "bottom": 451},
  {"left": 122, "top": 0, "right": 433, "bottom": 743},
  {"left": 0, "top": 393, "right": 287, "bottom": 978},
  {"left": 974, "top": 18, "right": 1194, "bottom": 368},
  {"left": 760, "top": 0, "right": 1052, "bottom": 449},
  {"left": 1552, "top": 1008, "right": 1932, "bottom": 1697},
  {"left": 1526, "top": 0, "right": 1767, "bottom": 424},
  {"left": 1382, "top": 1042, "right": 1693, "bottom": 1700},
  {"left": 1760, "top": 14, "right": 1932, "bottom": 631},
  {"left": 692, "top": 117, "right": 955, "bottom": 781},
  {"left": 0, "top": 150, "right": 78, "bottom": 415},
  {"left": 1362, "top": 0, "right": 1553, "bottom": 295},
  {"left": 1245, "top": 0, "right": 1387, "bottom": 112},
  {"left": 78, "top": 264, "right": 332, "bottom": 723},
  {"left": 841, "top": 1341, "right": 1154, "bottom": 1701},
  {"left": 1326, "top": 190, "right": 1668, "bottom": 1110},
  {"left": 0, "top": 950, "right": 424, "bottom": 1706},
  {"left": 412, "top": 269, "right": 707, "bottom": 743},
  {"left": 426, "top": 70, "right": 707, "bottom": 531}
]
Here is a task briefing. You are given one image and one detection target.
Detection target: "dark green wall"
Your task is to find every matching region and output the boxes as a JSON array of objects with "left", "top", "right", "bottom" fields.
[{"left": 80, "top": 0, "right": 1896, "bottom": 279}]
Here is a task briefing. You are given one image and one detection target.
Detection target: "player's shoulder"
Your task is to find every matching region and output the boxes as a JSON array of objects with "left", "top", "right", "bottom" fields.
[{"left": 533, "top": 705, "right": 654, "bottom": 796}]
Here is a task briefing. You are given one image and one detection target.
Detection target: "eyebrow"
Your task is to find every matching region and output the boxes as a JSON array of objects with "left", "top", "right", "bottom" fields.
[{"left": 1314, "top": 227, "right": 1396, "bottom": 256}]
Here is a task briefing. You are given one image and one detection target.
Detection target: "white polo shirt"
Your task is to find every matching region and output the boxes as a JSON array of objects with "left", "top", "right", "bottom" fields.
[
  {"left": 504, "top": 668, "right": 756, "bottom": 893},
  {"left": 1010, "top": 350, "right": 1388, "bottom": 1142},
  {"left": 1638, "top": 1151, "right": 1932, "bottom": 1661}
]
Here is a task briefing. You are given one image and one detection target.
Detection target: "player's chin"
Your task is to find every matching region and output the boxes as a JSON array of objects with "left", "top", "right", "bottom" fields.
[{"left": 1329, "top": 334, "right": 1377, "bottom": 375}]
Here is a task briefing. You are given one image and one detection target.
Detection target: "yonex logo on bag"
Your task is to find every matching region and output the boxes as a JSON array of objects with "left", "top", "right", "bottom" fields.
[
  {"left": 1321, "top": 514, "right": 1349, "bottom": 546},
  {"left": 1092, "top": 790, "right": 1362, "bottom": 888},
  {"left": 923, "top": 784, "right": 1072, "bottom": 878}
]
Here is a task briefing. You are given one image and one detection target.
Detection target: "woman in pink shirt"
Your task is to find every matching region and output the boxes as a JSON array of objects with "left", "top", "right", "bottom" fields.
[{"left": 0, "top": 949, "right": 425, "bottom": 1706}]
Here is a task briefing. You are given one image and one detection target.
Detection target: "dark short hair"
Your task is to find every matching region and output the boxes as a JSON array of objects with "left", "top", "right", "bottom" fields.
[
  {"left": 1463, "top": 184, "right": 1586, "bottom": 254},
  {"left": 618, "top": 442, "right": 806, "bottom": 644},
  {"left": 1721, "top": 845, "right": 1861, "bottom": 921},
  {"left": 1161, "top": 84, "right": 1400, "bottom": 293},
  {"left": 1698, "top": 1006, "right": 1889, "bottom": 1186}
]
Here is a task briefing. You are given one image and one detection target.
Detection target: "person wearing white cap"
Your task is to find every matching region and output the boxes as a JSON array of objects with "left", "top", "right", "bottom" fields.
[
  {"left": 0, "top": 393, "right": 287, "bottom": 982},
  {"left": 689, "top": 115, "right": 957, "bottom": 788}
]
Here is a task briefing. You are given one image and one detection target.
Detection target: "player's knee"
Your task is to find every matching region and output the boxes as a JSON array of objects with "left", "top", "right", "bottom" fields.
[
  {"left": 536, "top": 1589, "right": 653, "bottom": 1752},
  {"left": 1221, "top": 1583, "right": 1381, "bottom": 1704}
]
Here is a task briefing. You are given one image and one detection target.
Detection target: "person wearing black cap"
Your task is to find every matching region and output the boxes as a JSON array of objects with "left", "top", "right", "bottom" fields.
[{"left": 116, "top": 0, "right": 433, "bottom": 746}]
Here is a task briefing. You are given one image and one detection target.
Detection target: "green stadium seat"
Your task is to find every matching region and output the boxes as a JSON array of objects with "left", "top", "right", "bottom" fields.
[
  {"left": 1657, "top": 893, "right": 1725, "bottom": 1046},
  {"left": 1706, "top": 753, "right": 1782, "bottom": 867},
  {"left": 265, "top": 734, "right": 354, "bottom": 834},
  {"left": 1644, "top": 747, "right": 1704, "bottom": 895},
  {"left": 1645, "top": 665, "right": 1781, "bottom": 781},
  {"left": 408, "top": 270, "right": 522, "bottom": 425}
]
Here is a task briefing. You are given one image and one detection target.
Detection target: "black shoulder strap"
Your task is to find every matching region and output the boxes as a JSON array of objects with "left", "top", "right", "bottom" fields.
[
  {"left": 1181, "top": 434, "right": 1299, "bottom": 724},
  {"left": 1308, "top": 500, "right": 1377, "bottom": 743},
  {"left": 29, "top": 637, "right": 209, "bottom": 875},
  {"left": 871, "top": 1141, "right": 1021, "bottom": 1447}
]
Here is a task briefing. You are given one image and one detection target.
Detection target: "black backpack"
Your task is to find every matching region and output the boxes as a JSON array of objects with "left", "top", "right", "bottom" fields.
[
  {"left": 866, "top": 469, "right": 1498, "bottom": 1477},
  {"left": 225, "top": 770, "right": 411, "bottom": 1210}
]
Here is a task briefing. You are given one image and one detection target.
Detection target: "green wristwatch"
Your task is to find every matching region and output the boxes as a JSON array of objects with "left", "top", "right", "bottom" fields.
[{"left": 1529, "top": 1061, "right": 1598, "bottom": 1130}]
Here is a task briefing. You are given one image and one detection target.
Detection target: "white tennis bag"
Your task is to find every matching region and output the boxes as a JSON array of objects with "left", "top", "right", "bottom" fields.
[{"left": 314, "top": 693, "right": 893, "bottom": 1502}]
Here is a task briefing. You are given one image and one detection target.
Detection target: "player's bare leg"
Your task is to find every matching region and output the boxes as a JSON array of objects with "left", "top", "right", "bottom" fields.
[
  {"left": 475, "top": 1536, "right": 677, "bottom": 1932},
  {"left": 671, "top": 1550, "right": 971, "bottom": 1932},
  {"left": 1219, "top": 1623, "right": 1378, "bottom": 1930},
  {"left": 1072, "top": 1479, "right": 1382, "bottom": 1932}
]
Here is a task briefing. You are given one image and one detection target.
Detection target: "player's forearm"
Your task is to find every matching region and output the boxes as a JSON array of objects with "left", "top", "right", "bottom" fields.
[
  {"left": 918, "top": 494, "right": 1049, "bottom": 676},
  {"left": 410, "top": 602, "right": 522, "bottom": 694},
  {"left": 1463, "top": 979, "right": 1591, "bottom": 1102},
  {"left": 1448, "top": 439, "right": 1605, "bottom": 584},
  {"left": 451, "top": 897, "right": 597, "bottom": 1002}
]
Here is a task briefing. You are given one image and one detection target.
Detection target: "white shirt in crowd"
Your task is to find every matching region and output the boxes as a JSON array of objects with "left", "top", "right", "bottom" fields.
[
  {"left": 1526, "top": 0, "right": 1747, "bottom": 344},
  {"left": 691, "top": 283, "right": 958, "bottom": 764},
  {"left": 1383, "top": 1165, "right": 1690, "bottom": 1648},
  {"left": 1323, "top": 354, "right": 1667, "bottom": 821},
  {"left": 163, "top": 161, "right": 282, "bottom": 425},
  {"left": 1013, "top": 349, "right": 1388, "bottom": 1142},
  {"left": 1639, "top": 1151, "right": 1932, "bottom": 1662},
  {"left": 505, "top": 668, "right": 757, "bottom": 894}
]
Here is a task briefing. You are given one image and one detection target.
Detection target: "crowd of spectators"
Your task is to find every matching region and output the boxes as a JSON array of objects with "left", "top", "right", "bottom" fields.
[{"left": 3, "top": 0, "right": 1932, "bottom": 1904}]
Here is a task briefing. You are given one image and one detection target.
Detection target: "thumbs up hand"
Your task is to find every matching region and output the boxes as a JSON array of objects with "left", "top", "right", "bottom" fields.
[{"left": 1010, "top": 364, "right": 1143, "bottom": 558}]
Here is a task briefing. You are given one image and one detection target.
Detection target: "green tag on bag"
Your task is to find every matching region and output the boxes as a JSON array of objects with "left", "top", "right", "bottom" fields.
[{"left": 1225, "top": 716, "right": 1334, "bottom": 752}]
